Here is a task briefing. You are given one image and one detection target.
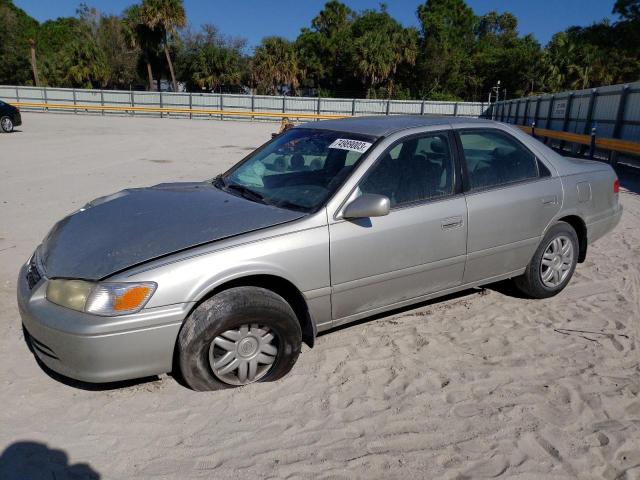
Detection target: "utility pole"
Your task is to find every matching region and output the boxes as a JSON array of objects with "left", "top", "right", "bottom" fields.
[{"left": 488, "top": 80, "right": 501, "bottom": 104}]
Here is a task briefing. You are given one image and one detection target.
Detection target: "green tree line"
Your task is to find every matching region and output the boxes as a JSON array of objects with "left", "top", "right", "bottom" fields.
[{"left": 1, "top": 0, "right": 638, "bottom": 100}]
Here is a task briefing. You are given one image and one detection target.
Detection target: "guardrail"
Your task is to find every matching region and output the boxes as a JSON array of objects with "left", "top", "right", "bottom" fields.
[
  {"left": 12, "top": 101, "right": 347, "bottom": 121},
  {"left": 0, "top": 85, "right": 489, "bottom": 121},
  {"left": 488, "top": 81, "right": 640, "bottom": 163},
  {"left": 515, "top": 124, "right": 640, "bottom": 158}
]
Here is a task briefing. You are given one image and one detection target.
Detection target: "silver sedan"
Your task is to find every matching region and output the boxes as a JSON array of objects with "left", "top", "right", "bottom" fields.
[{"left": 18, "top": 116, "right": 622, "bottom": 390}]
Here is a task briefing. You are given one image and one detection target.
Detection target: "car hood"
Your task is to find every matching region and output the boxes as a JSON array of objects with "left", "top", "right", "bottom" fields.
[{"left": 39, "top": 182, "right": 305, "bottom": 280}]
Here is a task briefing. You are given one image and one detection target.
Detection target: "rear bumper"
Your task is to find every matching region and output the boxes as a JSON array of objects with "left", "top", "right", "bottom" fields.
[{"left": 17, "top": 263, "right": 189, "bottom": 383}]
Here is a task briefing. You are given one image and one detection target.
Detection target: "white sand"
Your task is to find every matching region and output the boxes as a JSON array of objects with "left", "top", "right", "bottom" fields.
[{"left": 1, "top": 113, "right": 639, "bottom": 479}]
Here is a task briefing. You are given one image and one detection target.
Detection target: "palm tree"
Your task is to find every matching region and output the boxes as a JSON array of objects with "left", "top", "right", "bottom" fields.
[
  {"left": 542, "top": 32, "right": 577, "bottom": 92},
  {"left": 141, "top": 0, "right": 186, "bottom": 92},
  {"left": 28, "top": 38, "right": 40, "bottom": 86},
  {"left": 123, "top": 5, "right": 160, "bottom": 90},
  {"left": 63, "top": 36, "right": 109, "bottom": 88},
  {"left": 251, "top": 37, "right": 300, "bottom": 95},
  {"left": 192, "top": 46, "right": 242, "bottom": 92},
  {"left": 350, "top": 10, "right": 417, "bottom": 99}
]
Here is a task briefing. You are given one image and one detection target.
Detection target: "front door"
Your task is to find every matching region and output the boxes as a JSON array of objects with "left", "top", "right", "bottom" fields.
[{"left": 329, "top": 131, "right": 468, "bottom": 321}]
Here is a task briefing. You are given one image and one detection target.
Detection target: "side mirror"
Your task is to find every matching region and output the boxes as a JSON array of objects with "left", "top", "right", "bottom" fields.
[{"left": 343, "top": 194, "right": 390, "bottom": 219}]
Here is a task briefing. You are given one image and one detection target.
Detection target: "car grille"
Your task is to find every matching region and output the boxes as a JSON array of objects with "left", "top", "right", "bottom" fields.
[{"left": 26, "top": 256, "right": 42, "bottom": 289}]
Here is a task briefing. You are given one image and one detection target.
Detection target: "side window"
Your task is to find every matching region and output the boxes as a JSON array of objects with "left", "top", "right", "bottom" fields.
[
  {"left": 359, "top": 133, "right": 454, "bottom": 207},
  {"left": 459, "top": 130, "right": 539, "bottom": 190}
]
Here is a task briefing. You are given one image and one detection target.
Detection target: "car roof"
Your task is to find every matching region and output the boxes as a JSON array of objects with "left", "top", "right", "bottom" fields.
[{"left": 298, "top": 115, "right": 494, "bottom": 137}]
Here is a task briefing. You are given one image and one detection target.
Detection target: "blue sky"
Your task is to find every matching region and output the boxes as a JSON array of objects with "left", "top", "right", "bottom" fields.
[{"left": 14, "top": 0, "right": 619, "bottom": 50}]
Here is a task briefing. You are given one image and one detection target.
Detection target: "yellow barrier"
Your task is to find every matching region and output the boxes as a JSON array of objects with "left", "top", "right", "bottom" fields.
[
  {"left": 516, "top": 125, "right": 591, "bottom": 145},
  {"left": 516, "top": 124, "right": 640, "bottom": 156},
  {"left": 13, "top": 101, "right": 348, "bottom": 121}
]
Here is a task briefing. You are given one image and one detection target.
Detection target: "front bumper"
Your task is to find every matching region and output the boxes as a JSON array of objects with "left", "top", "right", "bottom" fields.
[
  {"left": 13, "top": 111, "right": 22, "bottom": 126},
  {"left": 17, "top": 263, "right": 190, "bottom": 383}
]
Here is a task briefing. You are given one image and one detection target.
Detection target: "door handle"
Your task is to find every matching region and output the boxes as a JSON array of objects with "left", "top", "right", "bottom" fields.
[
  {"left": 541, "top": 195, "right": 558, "bottom": 205},
  {"left": 441, "top": 216, "right": 463, "bottom": 230}
]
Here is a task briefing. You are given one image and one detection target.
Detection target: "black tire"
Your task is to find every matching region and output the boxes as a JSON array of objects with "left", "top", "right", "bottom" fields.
[
  {"left": 1, "top": 116, "right": 13, "bottom": 133},
  {"left": 514, "top": 221, "right": 579, "bottom": 299},
  {"left": 178, "top": 286, "right": 302, "bottom": 391}
]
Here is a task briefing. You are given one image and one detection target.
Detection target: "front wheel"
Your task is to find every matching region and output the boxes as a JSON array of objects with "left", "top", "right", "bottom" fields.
[
  {"left": 177, "top": 286, "right": 302, "bottom": 391},
  {"left": 0, "top": 116, "right": 13, "bottom": 133},
  {"left": 514, "top": 222, "right": 579, "bottom": 298}
]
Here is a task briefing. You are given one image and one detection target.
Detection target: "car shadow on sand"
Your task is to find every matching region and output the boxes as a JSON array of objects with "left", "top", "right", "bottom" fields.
[
  {"left": 0, "top": 441, "right": 100, "bottom": 479},
  {"left": 616, "top": 163, "right": 640, "bottom": 195}
]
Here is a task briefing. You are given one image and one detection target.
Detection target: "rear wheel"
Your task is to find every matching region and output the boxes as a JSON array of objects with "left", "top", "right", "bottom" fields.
[
  {"left": 514, "top": 222, "right": 579, "bottom": 298},
  {"left": 178, "top": 286, "right": 302, "bottom": 391},
  {"left": 0, "top": 116, "right": 13, "bottom": 133}
]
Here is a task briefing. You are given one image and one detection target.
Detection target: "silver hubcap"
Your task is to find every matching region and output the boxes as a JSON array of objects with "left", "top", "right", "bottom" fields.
[
  {"left": 208, "top": 324, "right": 278, "bottom": 386},
  {"left": 541, "top": 235, "right": 574, "bottom": 288},
  {"left": 1, "top": 117, "right": 12, "bottom": 131}
]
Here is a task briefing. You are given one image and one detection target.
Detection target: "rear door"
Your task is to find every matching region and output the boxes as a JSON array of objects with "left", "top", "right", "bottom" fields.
[
  {"left": 329, "top": 130, "right": 468, "bottom": 321},
  {"left": 456, "top": 128, "right": 562, "bottom": 283}
]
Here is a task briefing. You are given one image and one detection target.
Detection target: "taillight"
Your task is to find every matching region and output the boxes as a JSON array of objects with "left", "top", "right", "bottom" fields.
[{"left": 613, "top": 179, "right": 620, "bottom": 193}]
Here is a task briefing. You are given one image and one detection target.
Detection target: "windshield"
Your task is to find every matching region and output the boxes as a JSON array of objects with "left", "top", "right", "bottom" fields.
[{"left": 218, "top": 128, "right": 377, "bottom": 212}]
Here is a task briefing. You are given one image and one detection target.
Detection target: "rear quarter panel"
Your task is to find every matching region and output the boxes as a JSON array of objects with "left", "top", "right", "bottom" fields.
[{"left": 556, "top": 161, "right": 621, "bottom": 243}]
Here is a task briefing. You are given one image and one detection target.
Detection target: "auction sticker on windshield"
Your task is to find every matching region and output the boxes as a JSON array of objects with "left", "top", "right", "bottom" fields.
[{"left": 328, "top": 138, "right": 373, "bottom": 153}]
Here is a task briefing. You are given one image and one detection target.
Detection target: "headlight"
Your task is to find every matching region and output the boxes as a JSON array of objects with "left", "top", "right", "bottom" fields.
[{"left": 46, "top": 280, "right": 156, "bottom": 316}]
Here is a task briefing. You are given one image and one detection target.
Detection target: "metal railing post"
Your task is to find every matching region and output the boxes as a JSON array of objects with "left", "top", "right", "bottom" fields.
[
  {"left": 220, "top": 93, "right": 223, "bottom": 121},
  {"left": 589, "top": 125, "right": 597, "bottom": 159},
  {"left": 523, "top": 98, "right": 529, "bottom": 125},
  {"left": 43, "top": 86, "right": 48, "bottom": 112},
  {"left": 100, "top": 90, "right": 104, "bottom": 116},
  {"left": 453, "top": 102, "right": 459, "bottom": 117},
  {"left": 579, "top": 88, "right": 598, "bottom": 156},
  {"left": 159, "top": 91, "right": 163, "bottom": 118},
  {"left": 559, "top": 93, "right": 574, "bottom": 151},
  {"left": 609, "top": 84, "right": 630, "bottom": 165},
  {"left": 386, "top": 99, "right": 391, "bottom": 115},
  {"left": 73, "top": 88, "right": 77, "bottom": 114},
  {"left": 546, "top": 95, "right": 554, "bottom": 130},
  {"left": 316, "top": 97, "right": 321, "bottom": 118},
  {"left": 189, "top": 92, "right": 192, "bottom": 119},
  {"left": 131, "top": 90, "right": 135, "bottom": 116},
  {"left": 533, "top": 97, "right": 540, "bottom": 126},
  {"left": 15, "top": 86, "right": 19, "bottom": 103},
  {"left": 282, "top": 96, "right": 286, "bottom": 114},
  {"left": 532, "top": 121, "right": 536, "bottom": 139},
  {"left": 612, "top": 85, "right": 629, "bottom": 139},
  {"left": 351, "top": 98, "right": 356, "bottom": 116},
  {"left": 420, "top": 99, "right": 425, "bottom": 115},
  {"left": 251, "top": 94, "right": 255, "bottom": 121},
  {"left": 583, "top": 89, "right": 597, "bottom": 134}
]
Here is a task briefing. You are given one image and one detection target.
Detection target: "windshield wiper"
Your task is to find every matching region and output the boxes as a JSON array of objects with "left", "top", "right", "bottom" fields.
[
  {"left": 272, "top": 199, "right": 308, "bottom": 212},
  {"left": 225, "top": 183, "right": 267, "bottom": 204},
  {"left": 213, "top": 175, "right": 227, "bottom": 189}
]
